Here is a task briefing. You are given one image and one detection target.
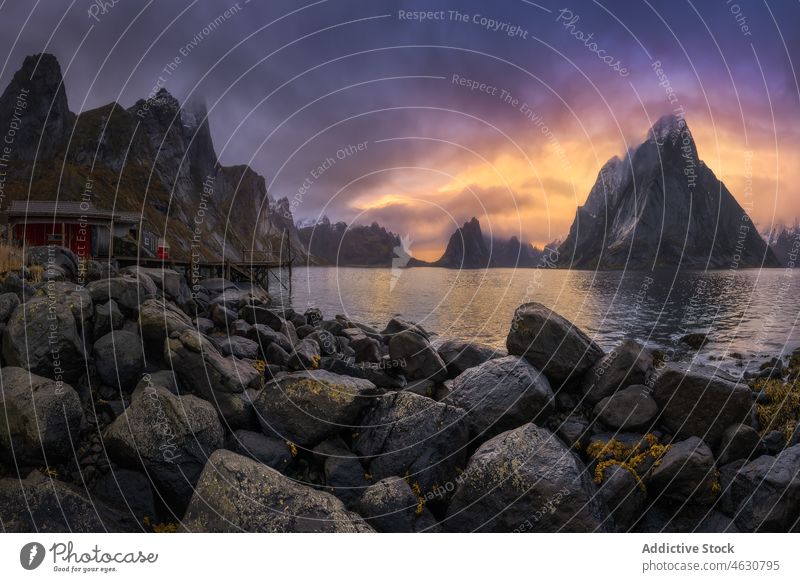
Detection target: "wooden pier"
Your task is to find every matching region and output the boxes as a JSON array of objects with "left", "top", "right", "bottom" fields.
[{"left": 114, "top": 232, "right": 294, "bottom": 293}]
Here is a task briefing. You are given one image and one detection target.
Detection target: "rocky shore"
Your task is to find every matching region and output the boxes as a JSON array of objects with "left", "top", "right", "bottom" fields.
[{"left": 1, "top": 246, "right": 799, "bottom": 533}]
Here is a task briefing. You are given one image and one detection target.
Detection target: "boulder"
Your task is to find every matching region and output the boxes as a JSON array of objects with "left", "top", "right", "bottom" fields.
[
  {"left": 103, "top": 383, "right": 224, "bottom": 510},
  {"left": 213, "top": 335, "right": 260, "bottom": 360},
  {"left": 138, "top": 298, "right": 192, "bottom": 345},
  {"left": 596, "top": 463, "right": 645, "bottom": 532},
  {"left": 437, "top": 339, "right": 500, "bottom": 378},
  {"left": 388, "top": 330, "right": 447, "bottom": 382},
  {"left": 166, "top": 329, "right": 261, "bottom": 429},
  {"left": 352, "top": 336, "right": 382, "bottom": 363},
  {"left": 353, "top": 391, "right": 469, "bottom": 494},
  {"left": 727, "top": 444, "right": 800, "bottom": 532},
  {"left": 449, "top": 355, "right": 554, "bottom": 438},
  {"left": 92, "top": 469, "right": 156, "bottom": 521},
  {"left": 353, "top": 476, "right": 435, "bottom": 533},
  {"left": 242, "top": 305, "right": 283, "bottom": 330},
  {"left": 636, "top": 503, "right": 738, "bottom": 533},
  {"left": 93, "top": 299, "right": 124, "bottom": 338},
  {"left": 381, "top": 317, "right": 429, "bottom": 339},
  {"left": 86, "top": 276, "right": 149, "bottom": 314},
  {"left": 506, "top": 302, "right": 604, "bottom": 383},
  {"left": 444, "top": 423, "right": 611, "bottom": 532},
  {"left": 253, "top": 370, "right": 376, "bottom": 446},
  {"left": 231, "top": 430, "right": 292, "bottom": 472},
  {"left": 0, "top": 471, "right": 136, "bottom": 532},
  {"left": 582, "top": 339, "right": 654, "bottom": 403},
  {"left": 716, "top": 423, "right": 766, "bottom": 466},
  {"left": 182, "top": 449, "right": 373, "bottom": 532},
  {"left": 593, "top": 385, "right": 658, "bottom": 431},
  {"left": 652, "top": 363, "right": 753, "bottom": 446},
  {"left": 210, "top": 303, "right": 237, "bottom": 327},
  {"left": 288, "top": 338, "right": 322, "bottom": 371},
  {"left": 246, "top": 323, "right": 293, "bottom": 353},
  {"left": 2, "top": 287, "right": 90, "bottom": 382},
  {"left": 0, "top": 292, "right": 20, "bottom": 323},
  {"left": 648, "top": 437, "right": 717, "bottom": 505},
  {"left": 307, "top": 330, "right": 338, "bottom": 356},
  {"left": 314, "top": 437, "right": 370, "bottom": 506},
  {"left": 0, "top": 367, "right": 84, "bottom": 463},
  {"left": 93, "top": 330, "right": 145, "bottom": 392},
  {"left": 26, "top": 246, "right": 79, "bottom": 279}
]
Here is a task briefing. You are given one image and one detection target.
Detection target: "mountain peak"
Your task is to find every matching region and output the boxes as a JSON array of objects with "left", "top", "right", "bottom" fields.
[
  {"left": 0, "top": 52, "right": 73, "bottom": 160},
  {"left": 647, "top": 113, "right": 691, "bottom": 144}
]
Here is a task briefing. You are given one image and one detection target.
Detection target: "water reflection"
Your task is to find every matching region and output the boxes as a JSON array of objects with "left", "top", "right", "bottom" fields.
[{"left": 275, "top": 266, "right": 799, "bottom": 371}]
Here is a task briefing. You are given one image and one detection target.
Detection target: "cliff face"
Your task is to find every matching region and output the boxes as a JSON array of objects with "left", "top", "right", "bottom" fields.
[
  {"left": 558, "top": 114, "right": 780, "bottom": 269},
  {"left": 298, "top": 217, "right": 401, "bottom": 266},
  {"left": 410, "top": 217, "right": 544, "bottom": 268},
  {"left": 0, "top": 53, "right": 307, "bottom": 262},
  {"left": 768, "top": 225, "right": 800, "bottom": 267}
]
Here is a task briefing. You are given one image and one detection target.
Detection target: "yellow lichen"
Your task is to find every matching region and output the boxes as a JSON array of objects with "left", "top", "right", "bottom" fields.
[
  {"left": 252, "top": 359, "right": 267, "bottom": 373},
  {"left": 587, "top": 433, "right": 671, "bottom": 494},
  {"left": 752, "top": 377, "right": 800, "bottom": 441},
  {"left": 286, "top": 441, "right": 298, "bottom": 457}
]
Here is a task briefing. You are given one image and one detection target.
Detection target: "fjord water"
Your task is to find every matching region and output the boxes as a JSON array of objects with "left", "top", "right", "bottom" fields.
[{"left": 280, "top": 267, "right": 799, "bottom": 373}]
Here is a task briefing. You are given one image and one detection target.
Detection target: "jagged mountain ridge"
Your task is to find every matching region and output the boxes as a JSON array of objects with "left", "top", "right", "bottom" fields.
[
  {"left": 557, "top": 114, "right": 780, "bottom": 269},
  {"left": 0, "top": 53, "right": 307, "bottom": 262},
  {"left": 298, "top": 217, "right": 402, "bottom": 266},
  {"left": 409, "top": 217, "right": 546, "bottom": 268}
]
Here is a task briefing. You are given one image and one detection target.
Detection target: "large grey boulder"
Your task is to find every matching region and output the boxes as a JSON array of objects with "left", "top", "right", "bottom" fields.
[
  {"left": 231, "top": 430, "right": 292, "bottom": 472},
  {"left": 0, "top": 471, "right": 136, "bottom": 532},
  {"left": 26, "top": 246, "right": 80, "bottom": 280},
  {"left": 93, "top": 330, "right": 144, "bottom": 392},
  {"left": 0, "top": 367, "right": 84, "bottom": 463},
  {"left": 596, "top": 463, "right": 645, "bottom": 532},
  {"left": 353, "top": 391, "right": 469, "bottom": 494},
  {"left": 716, "top": 423, "right": 766, "bottom": 466},
  {"left": 353, "top": 476, "right": 436, "bottom": 533},
  {"left": 314, "top": 437, "right": 370, "bottom": 506},
  {"left": 648, "top": 437, "right": 717, "bottom": 505},
  {"left": 437, "top": 339, "right": 500, "bottom": 378},
  {"left": 86, "top": 276, "right": 149, "bottom": 314},
  {"left": 593, "top": 385, "right": 658, "bottom": 431},
  {"left": 726, "top": 444, "right": 800, "bottom": 532},
  {"left": 253, "top": 370, "right": 376, "bottom": 446},
  {"left": 506, "top": 302, "right": 604, "bottom": 383},
  {"left": 138, "top": 298, "right": 192, "bottom": 345},
  {"left": 2, "top": 284, "right": 91, "bottom": 382},
  {"left": 388, "top": 330, "right": 447, "bottom": 382},
  {"left": 166, "top": 328, "right": 262, "bottom": 429},
  {"left": 182, "top": 449, "right": 373, "bottom": 532},
  {"left": 582, "top": 339, "right": 654, "bottom": 403},
  {"left": 652, "top": 363, "right": 753, "bottom": 446},
  {"left": 449, "top": 355, "right": 553, "bottom": 438},
  {"left": 444, "top": 423, "right": 611, "bottom": 532},
  {"left": 103, "top": 383, "right": 224, "bottom": 510}
]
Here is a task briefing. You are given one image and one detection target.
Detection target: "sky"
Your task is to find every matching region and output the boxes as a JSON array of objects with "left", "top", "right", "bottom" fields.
[{"left": 1, "top": 0, "right": 798, "bottom": 260}]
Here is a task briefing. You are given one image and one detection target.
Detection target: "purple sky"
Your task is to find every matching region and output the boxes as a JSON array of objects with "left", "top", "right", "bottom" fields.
[{"left": 1, "top": 0, "right": 798, "bottom": 257}]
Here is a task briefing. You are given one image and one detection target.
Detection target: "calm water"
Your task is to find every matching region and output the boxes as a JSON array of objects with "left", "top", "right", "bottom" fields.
[{"left": 274, "top": 267, "right": 799, "bottom": 374}]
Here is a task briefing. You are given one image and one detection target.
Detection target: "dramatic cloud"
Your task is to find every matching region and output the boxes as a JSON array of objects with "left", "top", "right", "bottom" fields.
[{"left": 1, "top": 0, "right": 798, "bottom": 253}]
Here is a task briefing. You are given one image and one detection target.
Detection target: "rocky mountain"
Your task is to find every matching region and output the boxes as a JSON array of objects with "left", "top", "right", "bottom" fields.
[
  {"left": 557, "top": 114, "right": 780, "bottom": 269},
  {"left": 767, "top": 224, "right": 800, "bottom": 267},
  {"left": 0, "top": 53, "right": 307, "bottom": 262},
  {"left": 409, "top": 217, "right": 545, "bottom": 268},
  {"left": 298, "top": 217, "right": 401, "bottom": 266}
]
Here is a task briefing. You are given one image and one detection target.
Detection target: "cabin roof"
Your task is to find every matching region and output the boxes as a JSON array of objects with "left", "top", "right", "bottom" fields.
[{"left": 3, "top": 201, "right": 140, "bottom": 223}]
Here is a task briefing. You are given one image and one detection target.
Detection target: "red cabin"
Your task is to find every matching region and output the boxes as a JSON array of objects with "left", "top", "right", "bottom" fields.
[{"left": 2, "top": 200, "right": 140, "bottom": 259}]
